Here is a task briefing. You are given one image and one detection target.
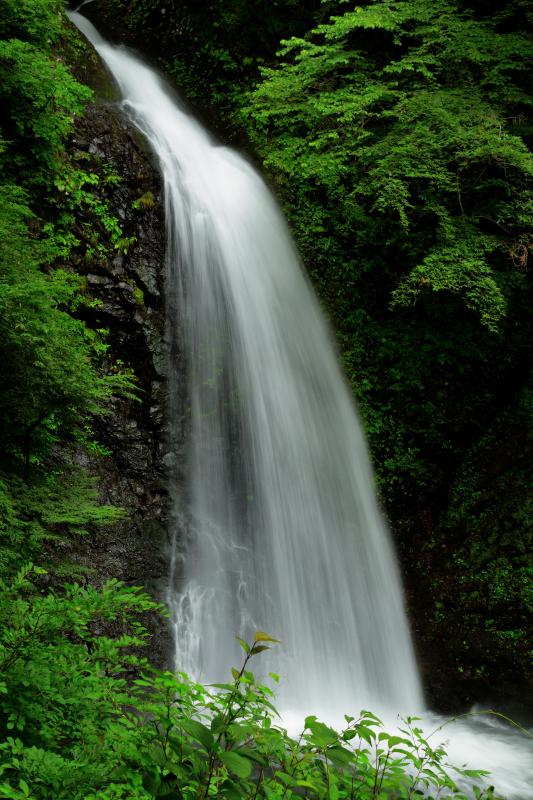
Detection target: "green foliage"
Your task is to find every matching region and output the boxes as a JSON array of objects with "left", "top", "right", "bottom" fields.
[
  {"left": 0, "top": 0, "right": 64, "bottom": 46},
  {"left": 0, "top": 0, "right": 138, "bottom": 558},
  {"left": 0, "top": 627, "right": 502, "bottom": 799},
  {"left": 0, "top": 564, "right": 163, "bottom": 799},
  {"left": 49, "top": 164, "right": 137, "bottom": 261},
  {"left": 241, "top": 0, "right": 533, "bottom": 695},
  {"left": 244, "top": 0, "right": 532, "bottom": 328},
  {"left": 0, "top": 37, "right": 89, "bottom": 172},
  {"left": 132, "top": 191, "right": 156, "bottom": 210},
  {"left": 0, "top": 0, "right": 92, "bottom": 181},
  {"left": 0, "top": 184, "right": 135, "bottom": 474},
  {"left": 0, "top": 468, "right": 124, "bottom": 574},
  {"left": 0, "top": 0, "right": 141, "bottom": 713}
]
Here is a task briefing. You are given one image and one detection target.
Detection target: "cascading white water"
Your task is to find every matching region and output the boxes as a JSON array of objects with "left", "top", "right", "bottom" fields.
[
  {"left": 69, "top": 13, "right": 422, "bottom": 715},
  {"left": 71, "top": 13, "right": 533, "bottom": 796}
]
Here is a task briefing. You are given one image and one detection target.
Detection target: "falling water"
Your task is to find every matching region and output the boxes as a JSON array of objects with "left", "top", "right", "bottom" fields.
[
  {"left": 69, "top": 13, "right": 422, "bottom": 714},
  {"left": 71, "top": 13, "right": 533, "bottom": 796}
]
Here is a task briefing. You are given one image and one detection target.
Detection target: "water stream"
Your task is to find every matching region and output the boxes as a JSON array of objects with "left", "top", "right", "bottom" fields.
[{"left": 71, "top": 12, "right": 532, "bottom": 796}]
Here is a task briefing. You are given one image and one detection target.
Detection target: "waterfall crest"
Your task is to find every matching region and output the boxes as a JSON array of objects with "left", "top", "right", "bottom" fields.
[{"left": 70, "top": 10, "right": 424, "bottom": 717}]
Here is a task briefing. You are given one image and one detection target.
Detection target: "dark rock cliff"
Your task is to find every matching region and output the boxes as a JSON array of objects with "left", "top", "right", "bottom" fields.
[{"left": 65, "top": 43, "right": 176, "bottom": 666}]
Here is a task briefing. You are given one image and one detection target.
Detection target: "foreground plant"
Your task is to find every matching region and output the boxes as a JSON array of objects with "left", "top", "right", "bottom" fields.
[
  {"left": 0, "top": 602, "right": 502, "bottom": 800},
  {"left": 118, "top": 633, "right": 499, "bottom": 800}
]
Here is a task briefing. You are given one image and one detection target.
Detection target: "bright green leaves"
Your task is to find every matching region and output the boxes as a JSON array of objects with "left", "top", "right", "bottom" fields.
[
  {"left": 0, "top": 184, "right": 136, "bottom": 474},
  {"left": 244, "top": 0, "right": 533, "bottom": 331},
  {"left": 218, "top": 749, "right": 252, "bottom": 778},
  {"left": 0, "top": 0, "right": 137, "bottom": 628},
  {"left": 180, "top": 719, "right": 216, "bottom": 753},
  {"left": 0, "top": 3, "right": 132, "bottom": 483},
  {"left": 49, "top": 164, "right": 136, "bottom": 261},
  {"left": 92, "top": 0, "right": 322, "bottom": 126},
  {"left": 0, "top": 469, "right": 125, "bottom": 573},
  {"left": 236, "top": 631, "right": 281, "bottom": 659},
  {"left": 253, "top": 630, "right": 281, "bottom": 644},
  {"left": 320, "top": 4, "right": 398, "bottom": 39},
  {"left": 0, "top": 591, "right": 507, "bottom": 799},
  {"left": 0, "top": 0, "right": 64, "bottom": 47},
  {"left": 235, "top": 636, "right": 250, "bottom": 654},
  {"left": 371, "top": 178, "right": 413, "bottom": 230},
  {"left": 0, "top": 45, "right": 159, "bottom": 738},
  {"left": 391, "top": 244, "right": 506, "bottom": 332},
  {"left": 0, "top": 568, "right": 162, "bottom": 798},
  {"left": 0, "top": 37, "right": 92, "bottom": 180}
]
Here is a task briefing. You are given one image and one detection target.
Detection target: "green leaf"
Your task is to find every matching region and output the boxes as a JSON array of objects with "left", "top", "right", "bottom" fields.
[
  {"left": 254, "top": 630, "right": 281, "bottom": 643},
  {"left": 219, "top": 779, "right": 243, "bottom": 800},
  {"left": 219, "top": 750, "right": 252, "bottom": 778},
  {"left": 305, "top": 719, "right": 338, "bottom": 747},
  {"left": 234, "top": 747, "right": 268, "bottom": 766},
  {"left": 180, "top": 719, "right": 215, "bottom": 752},
  {"left": 250, "top": 644, "right": 270, "bottom": 656},
  {"left": 236, "top": 636, "right": 250, "bottom": 654},
  {"left": 275, "top": 771, "right": 294, "bottom": 787},
  {"left": 326, "top": 745, "right": 354, "bottom": 766},
  {"left": 296, "top": 780, "right": 320, "bottom": 790},
  {"left": 354, "top": 725, "right": 377, "bottom": 745}
]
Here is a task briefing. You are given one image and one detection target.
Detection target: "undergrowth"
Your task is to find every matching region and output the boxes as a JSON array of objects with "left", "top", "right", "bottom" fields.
[{"left": 0, "top": 613, "right": 509, "bottom": 800}]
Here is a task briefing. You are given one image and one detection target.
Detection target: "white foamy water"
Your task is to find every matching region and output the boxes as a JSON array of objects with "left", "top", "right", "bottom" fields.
[
  {"left": 282, "top": 708, "right": 533, "bottom": 798},
  {"left": 70, "top": 12, "right": 533, "bottom": 797}
]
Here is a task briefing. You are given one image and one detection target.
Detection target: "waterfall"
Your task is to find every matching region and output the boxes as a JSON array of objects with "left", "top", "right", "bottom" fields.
[{"left": 70, "top": 9, "right": 422, "bottom": 717}]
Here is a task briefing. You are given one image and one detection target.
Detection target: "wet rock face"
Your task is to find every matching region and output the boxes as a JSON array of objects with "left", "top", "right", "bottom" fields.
[{"left": 69, "top": 90, "right": 176, "bottom": 667}]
